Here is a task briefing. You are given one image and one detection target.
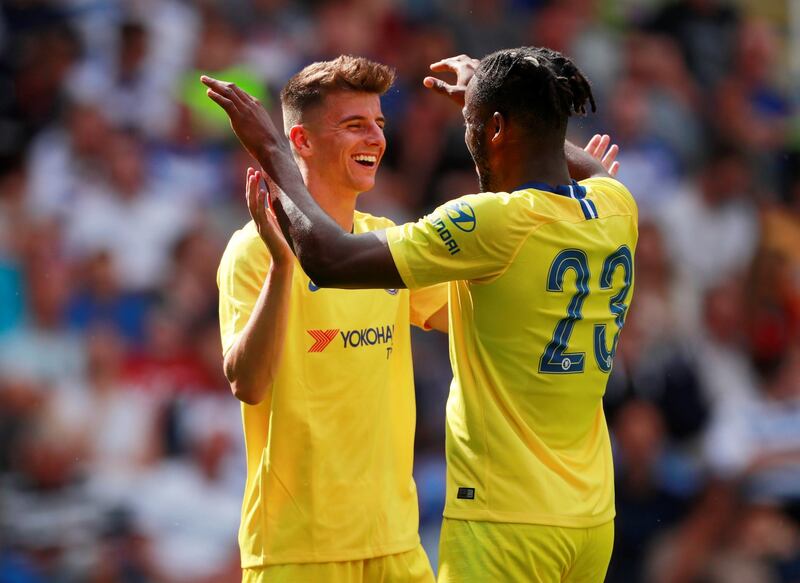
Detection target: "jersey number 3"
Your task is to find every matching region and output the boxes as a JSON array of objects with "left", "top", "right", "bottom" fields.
[{"left": 539, "top": 246, "right": 633, "bottom": 374}]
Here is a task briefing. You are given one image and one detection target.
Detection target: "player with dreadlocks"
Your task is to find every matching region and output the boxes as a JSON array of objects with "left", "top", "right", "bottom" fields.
[{"left": 203, "top": 46, "right": 637, "bottom": 582}]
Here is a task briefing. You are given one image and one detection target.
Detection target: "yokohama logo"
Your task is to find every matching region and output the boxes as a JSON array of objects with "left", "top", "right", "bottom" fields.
[{"left": 307, "top": 329, "right": 339, "bottom": 352}]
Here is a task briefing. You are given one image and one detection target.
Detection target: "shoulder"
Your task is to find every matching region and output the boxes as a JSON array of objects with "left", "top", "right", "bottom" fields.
[
  {"left": 440, "top": 190, "right": 526, "bottom": 223},
  {"left": 353, "top": 210, "right": 397, "bottom": 231},
  {"left": 447, "top": 191, "right": 537, "bottom": 237},
  {"left": 219, "top": 221, "right": 270, "bottom": 272},
  {"left": 580, "top": 177, "right": 638, "bottom": 218}
]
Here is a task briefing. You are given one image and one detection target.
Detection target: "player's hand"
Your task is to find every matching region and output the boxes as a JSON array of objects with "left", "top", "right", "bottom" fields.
[
  {"left": 584, "top": 134, "right": 620, "bottom": 177},
  {"left": 201, "top": 76, "right": 283, "bottom": 161},
  {"left": 246, "top": 167, "right": 294, "bottom": 266},
  {"left": 423, "top": 54, "right": 480, "bottom": 107}
]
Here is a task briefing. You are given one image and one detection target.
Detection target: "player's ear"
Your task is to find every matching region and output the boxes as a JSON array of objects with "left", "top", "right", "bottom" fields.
[
  {"left": 490, "top": 112, "right": 505, "bottom": 145},
  {"left": 289, "top": 125, "right": 312, "bottom": 158}
]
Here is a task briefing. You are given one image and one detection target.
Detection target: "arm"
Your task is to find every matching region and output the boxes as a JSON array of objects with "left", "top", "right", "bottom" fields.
[
  {"left": 201, "top": 76, "right": 401, "bottom": 290},
  {"left": 199, "top": 71, "right": 619, "bottom": 291},
  {"left": 408, "top": 282, "right": 449, "bottom": 333},
  {"left": 425, "top": 305, "right": 449, "bottom": 333},
  {"left": 424, "top": 55, "right": 620, "bottom": 180},
  {"left": 223, "top": 169, "right": 294, "bottom": 405}
]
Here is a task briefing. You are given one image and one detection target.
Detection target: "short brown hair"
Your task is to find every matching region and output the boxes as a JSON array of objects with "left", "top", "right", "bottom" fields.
[{"left": 280, "top": 55, "right": 395, "bottom": 132}]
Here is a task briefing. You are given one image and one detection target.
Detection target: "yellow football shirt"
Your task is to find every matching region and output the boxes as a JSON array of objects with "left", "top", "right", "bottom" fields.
[
  {"left": 386, "top": 177, "right": 638, "bottom": 528},
  {"left": 218, "top": 211, "right": 447, "bottom": 567}
]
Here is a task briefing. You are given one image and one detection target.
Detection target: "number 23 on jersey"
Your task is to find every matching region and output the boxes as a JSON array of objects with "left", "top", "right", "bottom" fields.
[{"left": 539, "top": 246, "right": 633, "bottom": 375}]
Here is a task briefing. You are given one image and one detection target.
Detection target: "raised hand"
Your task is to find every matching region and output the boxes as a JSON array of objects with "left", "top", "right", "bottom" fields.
[
  {"left": 246, "top": 167, "right": 294, "bottom": 265},
  {"left": 201, "top": 76, "right": 283, "bottom": 161},
  {"left": 423, "top": 54, "right": 480, "bottom": 107},
  {"left": 584, "top": 134, "right": 620, "bottom": 177}
]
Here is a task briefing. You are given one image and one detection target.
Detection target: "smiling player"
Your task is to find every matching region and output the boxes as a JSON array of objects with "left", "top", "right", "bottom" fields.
[{"left": 218, "top": 56, "right": 448, "bottom": 583}]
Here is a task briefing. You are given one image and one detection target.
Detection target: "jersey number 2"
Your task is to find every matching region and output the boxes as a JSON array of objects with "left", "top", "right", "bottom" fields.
[{"left": 538, "top": 246, "right": 633, "bottom": 374}]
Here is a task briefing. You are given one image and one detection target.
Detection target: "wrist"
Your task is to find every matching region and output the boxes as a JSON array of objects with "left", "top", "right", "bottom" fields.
[
  {"left": 256, "top": 140, "right": 289, "bottom": 170},
  {"left": 269, "top": 255, "right": 295, "bottom": 274}
]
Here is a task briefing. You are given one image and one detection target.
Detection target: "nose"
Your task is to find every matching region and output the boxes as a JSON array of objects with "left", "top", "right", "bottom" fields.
[{"left": 365, "top": 121, "right": 385, "bottom": 148}]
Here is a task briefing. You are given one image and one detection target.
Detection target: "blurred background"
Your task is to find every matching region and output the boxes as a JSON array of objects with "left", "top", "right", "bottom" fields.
[{"left": 0, "top": 0, "right": 798, "bottom": 581}]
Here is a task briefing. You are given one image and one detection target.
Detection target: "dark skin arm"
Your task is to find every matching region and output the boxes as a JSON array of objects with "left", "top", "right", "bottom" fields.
[{"left": 200, "top": 61, "right": 619, "bottom": 290}]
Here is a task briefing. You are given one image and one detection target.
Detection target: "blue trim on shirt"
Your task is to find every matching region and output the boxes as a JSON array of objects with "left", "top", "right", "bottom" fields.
[{"left": 517, "top": 180, "right": 598, "bottom": 220}]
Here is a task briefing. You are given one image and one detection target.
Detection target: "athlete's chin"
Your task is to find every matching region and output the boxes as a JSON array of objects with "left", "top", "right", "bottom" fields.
[{"left": 350, "top": 175, "right": 377, "bottom": 193}]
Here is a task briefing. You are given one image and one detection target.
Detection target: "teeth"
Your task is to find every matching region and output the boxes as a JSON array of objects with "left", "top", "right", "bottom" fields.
[{"left": 353, "top": 155, "right": 377, "bottom": 163}]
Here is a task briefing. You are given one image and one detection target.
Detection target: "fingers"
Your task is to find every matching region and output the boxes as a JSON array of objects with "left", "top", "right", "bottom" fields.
[
  {"left": 255, "top": 174, "right": 289, "bottom": 250},
  {"left": 257, "top": 182, "right": 268, "bottom": 224},
  {"left": 429, "top": 55, "right": 477, "bottom": 72},
  {"left": 201, "top": 75, "right": 254, "bottom": 111},
  {"left": 582, "top": 133, "right": 621, "bottom": 177},
  {"left": 201, "top": 76, "right": 237, "bottom": 99},
  {"left": 584, "top": 134, "right": 601, "bottom": 156},
  {"left": 200, "top": 75, "right": 226, "bottom": 91},
  {"left": 254, "top": 171, "right": 268, "bottom": 222},
  {"left": 261, "top": 170, "right": 279, "bottom": 195},
  {"left": 262, "top": 200, "right": 281, "bottom": 230},
  {"left": 229, "top": 82, "right": 258, "bottom": 106},
  {"left": 429, "top": 61, "right": 457, "bottom": 73},
  {"left": 584, "top": 134, "right": 621, "bottom": 177},
  {"left": 246, "top": 167, "right": 259, "bottom": 220},
  {"left": 596, "top": 134, "right": 611, "bottom": 158},
  {"left": 423, "top": 77, "right": 454, "bottom": 96},
  {"left": 584, "top": 134, "right": 611, "bottom": 159},
  {"left": 206, "top": 89, "right": 236, "bottom": 112},
  {"left": 258, "top": 169, "right": 281, "bottom": 215},
  {"left": 246, "top": 168, "right": 269, "bottom": 224},
  {"left": 601, "top": 144, "right": 619, "bottom": 169}
]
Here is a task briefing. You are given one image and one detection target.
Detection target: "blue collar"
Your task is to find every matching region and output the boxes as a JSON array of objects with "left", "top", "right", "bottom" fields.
[
  {"left": 517, "top": 180, "right": 587, "bottom": 199},
  {"left": 518, "top": 180, "right": 598, "bottom": 220}
]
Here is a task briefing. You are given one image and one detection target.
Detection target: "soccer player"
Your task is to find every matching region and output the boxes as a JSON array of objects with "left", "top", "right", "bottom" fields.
[
  {"left": 207, "top": 47, "right": 632, "bottom": 582},
  {"left": 218, "top": 56, "right": 449, "bottom": 583}
]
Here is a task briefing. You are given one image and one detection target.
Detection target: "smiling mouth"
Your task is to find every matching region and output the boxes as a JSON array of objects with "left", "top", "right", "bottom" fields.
[{"left": 352, "top": 154, "right": 378, "bottom": 168}]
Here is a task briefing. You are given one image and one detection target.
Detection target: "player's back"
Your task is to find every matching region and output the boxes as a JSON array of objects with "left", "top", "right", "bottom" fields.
[
  {"left": 449, "top": 177, "right": 635, "bottom": 525},
  {"left": 386, "top": 176, "right": 637, "bottom": 527}
]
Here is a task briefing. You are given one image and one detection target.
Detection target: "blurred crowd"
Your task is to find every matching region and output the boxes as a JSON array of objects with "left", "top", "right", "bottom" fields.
[{"left": 0, "top": 0, "right": 798, "bottom": 581}]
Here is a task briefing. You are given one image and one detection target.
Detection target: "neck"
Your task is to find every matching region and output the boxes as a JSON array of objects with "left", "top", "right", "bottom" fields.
[
  {"left": 490, "top": 132, "right": 571, "bottom": 192},
  {"left": 302, "top": 167, "right": 357, "bottom": 232},
  {"left": 495, "top": 147, "right": 571, "bottom": 192}
]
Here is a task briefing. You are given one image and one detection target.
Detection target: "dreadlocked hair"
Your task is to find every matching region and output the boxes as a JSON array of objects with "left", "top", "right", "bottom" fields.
[{"left": 472, "top": 47, "right": 596, "bottom": 133}]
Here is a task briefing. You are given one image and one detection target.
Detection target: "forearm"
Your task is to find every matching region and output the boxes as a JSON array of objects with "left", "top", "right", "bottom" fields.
[
  {"left": 224, "top": 262, "right": 293, "bottom": 404},
  {"left": 565, "top": 140, "right": 608, "bottom": 181},
  {"left": 255, "top": 141, "right": 351, "bottom": 280},
  {"left": 257, "top": 142, "right": 403, "bottom": 289}
]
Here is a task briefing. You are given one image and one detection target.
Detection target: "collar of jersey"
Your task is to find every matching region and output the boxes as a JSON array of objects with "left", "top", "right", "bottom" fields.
[{"left": 516, "top": 180, "right": 588, "bottom": 199}]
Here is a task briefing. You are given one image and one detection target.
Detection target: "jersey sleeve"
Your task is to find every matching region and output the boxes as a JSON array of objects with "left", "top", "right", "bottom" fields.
[
  {"left": 408, "top": 284, "right": 448, "bottom": 330},
  {"left": 385, "top": 192, "right": 523, "bottom": 289},
  {"left": 217, "top": 227, "right": 270, "bottom": 357}
]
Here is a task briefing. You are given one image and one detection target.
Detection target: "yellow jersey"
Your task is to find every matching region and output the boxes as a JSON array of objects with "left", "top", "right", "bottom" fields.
[
  {"left": 218, "top": 212, "right": 447, "bottom": 567},
  {"left": 386, "top": 177, "right": 637, "bottom": 528}
]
